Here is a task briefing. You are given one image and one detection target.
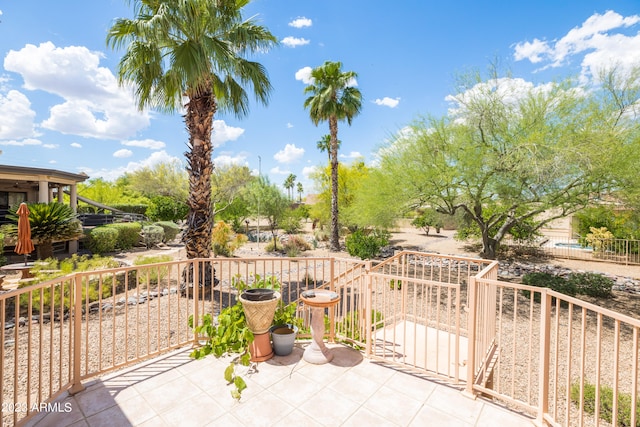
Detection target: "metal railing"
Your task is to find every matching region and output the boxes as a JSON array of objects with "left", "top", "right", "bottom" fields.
[
  {"left": 504, "top": 236, "right": 640, "bottom": 265},
  {"left": 1, "top": 252, "right": 638, "bottom": 426}
]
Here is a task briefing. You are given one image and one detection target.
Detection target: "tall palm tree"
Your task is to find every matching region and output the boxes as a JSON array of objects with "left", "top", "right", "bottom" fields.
[
  {"left": 107, "top": 0, "right": 277, "bottom": 259},
  {"left": 304, "top": 61, "right": 362, "bottom": 251},
  {"left": 284, "top": 173, "right": 296, "bottom": 201},
  {"left": 316, "top": 134, "right": 342, "bottom": 162},
  {"left": 296, "top": 182, "right": 304, "bottom": 202}
]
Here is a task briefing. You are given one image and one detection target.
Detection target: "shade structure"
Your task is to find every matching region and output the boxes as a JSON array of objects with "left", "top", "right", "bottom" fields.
[{"left": 14, "top": 202, "right": 35, "bottom": 264}]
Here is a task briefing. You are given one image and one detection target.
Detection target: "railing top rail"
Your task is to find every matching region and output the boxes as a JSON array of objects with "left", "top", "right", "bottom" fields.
[
  {"left": 475, "top": 260, "right": 500, "bottom": 280},
  {"left": 476, "top": 276, "right": 640, "bottom": 328},
  {"left": 369, "top": 270, "right": 462, "bottom": 288}
]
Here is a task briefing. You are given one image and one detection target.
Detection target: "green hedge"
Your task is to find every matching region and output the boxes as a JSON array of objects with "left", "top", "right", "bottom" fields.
[
  {"left": 86, "top": 227, "right": 119, "bottom": 254},
  {"left": 571, "top": 381, "right": 640, "bottom": 426},
  {"left": 105, "top": 222, "right": 142, "bottom": 249}
]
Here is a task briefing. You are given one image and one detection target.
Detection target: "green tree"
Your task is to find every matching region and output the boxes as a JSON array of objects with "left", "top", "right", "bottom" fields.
[
  {"left": 368, "top": 67, "right": 633, "bottom": 258},
  {"left": 247, "top": 178, "right": 288, "bottom": 250},
  {"left": 107, "top": 0, "right": 277, "bottom": 259},
  {"left": 7, "top": 203, "right": 83, "bottom": 259},
  {"left": 304, "top": 61, "right": 362, "bottom": 251},
  {"left": 212, "top": 164, "right": 256, "bottom": 219},
  {"left": 77, "top": 178, "right": 147, "bottom": 212},
  {"left": 124, "top": 161, "right": 188, "bottom": 201},
  {"left": 310, "top": 160, "right": 369, "bottom": 231},
  {"left": 284, "top": 173, "right": 296, "bottom": 201}
]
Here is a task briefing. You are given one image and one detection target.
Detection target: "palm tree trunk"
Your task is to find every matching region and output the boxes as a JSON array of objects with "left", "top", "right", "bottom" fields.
[
  {"left": 184, "top": 90, "right": 216, "bottom": 259},
  {"left": 329, "top": 116, "right": 340, "bottom": 251}
]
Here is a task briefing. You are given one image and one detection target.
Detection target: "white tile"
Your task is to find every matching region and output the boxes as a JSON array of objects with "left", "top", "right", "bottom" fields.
[{"left": 159, "top": 392, "right": 226, "bottom": 426}]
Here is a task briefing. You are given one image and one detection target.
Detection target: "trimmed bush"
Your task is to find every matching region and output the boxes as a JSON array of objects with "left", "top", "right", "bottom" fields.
[
  {"left": 154, "top": 221, "right": 181, "bottom": 242},
  {"left": 105, "top": 222, "right": 142, "bottom": 249},
  {"left": 87, "top": 227, "right": 119, "bottom": 254},
  {"left": 141, "top": 225, "right": 165, "bottom": 248}
]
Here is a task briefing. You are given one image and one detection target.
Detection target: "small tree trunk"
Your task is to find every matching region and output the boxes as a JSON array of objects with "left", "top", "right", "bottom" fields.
[{"left": 481, "top": 237, "right": 498, "bottom": 259}]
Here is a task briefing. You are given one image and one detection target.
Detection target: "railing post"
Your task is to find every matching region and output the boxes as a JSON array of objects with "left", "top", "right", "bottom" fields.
[
  {"left": 329, "top": 258, "right": 335, "bottom": 342},
  {"left": 464, "top": 275, "right": 478, "bottom": 397},
  {"left": 69, "top": 274, "right": 85, "bottom": 395},
  {"left": 365, "top": 261, "right": 372, "bottom": 357},
  {"left": 192, "top": 260, "right": 200, "bottom": 345},
  {"left": 538, "top": 290, "right": 552, "bottom": 425}
]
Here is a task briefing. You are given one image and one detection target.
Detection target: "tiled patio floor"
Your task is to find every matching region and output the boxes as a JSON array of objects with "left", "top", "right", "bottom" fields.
[{"left": 23, "top": 344, "right": 535, "bottom": 426}]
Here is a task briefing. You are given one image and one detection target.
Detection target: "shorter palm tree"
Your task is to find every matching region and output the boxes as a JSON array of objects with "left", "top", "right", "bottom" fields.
[
  {"left": 316, "top": 135, "right": 341, "bottom": 162},
  {"left": 7, "top": 203, "right": 83, "bottom": 259}
]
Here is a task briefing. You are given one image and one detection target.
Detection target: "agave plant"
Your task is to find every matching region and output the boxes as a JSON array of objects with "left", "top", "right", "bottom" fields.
[{"left": 7, "top": 202, "right": 83, "bottom": 259}]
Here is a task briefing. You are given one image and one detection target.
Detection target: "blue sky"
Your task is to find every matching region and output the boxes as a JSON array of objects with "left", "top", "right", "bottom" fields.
[{"left": 1, "top": 1, "right": 639, "bottom": 194}]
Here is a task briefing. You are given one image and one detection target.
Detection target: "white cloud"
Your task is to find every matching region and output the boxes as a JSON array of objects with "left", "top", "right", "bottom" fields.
[
  {"left": 374, "top": 97, "right": 400, "bottom": 108},
  {"left": 43, "top": 144, "right": 58, "bottom": 149},
  {"left": 214, "top": 152, "right": 249, "bottom": 167},
  {"left": 282, "top": 37, "right": 310, "bottom": 48},
  {"left": 274, "top": 143, "right": 305, "bottom": 163},
  {"left": 113, "top": 149, "right": 133, "bottom": 158},
  {"left": 339, "top": 151, "right": 362, "bottom": 159},
  {"left": 122, "top": 138, "right": 166, "bottom": 149},
  {"left": 0, "top": 90, "right": 38, "bottom": 139},
  {"left": 295, "top": 67, "right": 313, "bottom": 84},
  {"left": 70, "top": 142, "right": 82, "bottom": 148},
  {"left": 302, "top": 165, "right": 317, "bottom": 178},
  {"left": 0, "top": 138, "right": 41, "bottom": 146},
  {"left": 87, "top": 150, "right": 181, "bottom": 181},
  {"left": 289, "top": 17, "right": 312, "bottom": 28},
  {"left": 513, "top": 11, "right": 640, "bottom": 78},
  {"left": 212, "top": 120, "right": 244, "bottom": 147},
  {"left": 4, "top": 42, "right": 150, "bottom": 140},
  {"left": 270, "top": 166, "right": 290, "bottom": 175},
  {"left": 286, "top": 123, "right": 294, "bottom": 128}
]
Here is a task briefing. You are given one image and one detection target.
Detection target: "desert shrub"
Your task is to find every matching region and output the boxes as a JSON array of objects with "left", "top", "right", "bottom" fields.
[
  {"left": 521, "top": 272, "right": 576, "bottom": 302},
  {"left": 134, "top": 255, "right": 173, "bottom": 287},
  {"left": 154, "top": 221, "right": 181, "bottom": 242},
  {"left": 105, "top": 222, "right": 142, "bottom": 249},
  {"left": 345, "top": 228, "right": 390, "bottom": 260},
  {"left": 212, "top": 221, "right": 247, "bottom": 257},
  {"left": 264, "top": 240, "right": 278, "bottom": 253},
  {"left": 280, "top": 213, "right": 302, "bottom": 234},
  {"left": 141, "top": 225, "right": 165, "bottom": 248},
  {"left": 87, "top": 227, "right": 119, "bottom": 254},
  {"left": 314, "top": 228, "right": 329, "bottom": 242},
  {"left": 571, "top": 381, "right": 640, "bottom": 427},
  {"left": 283, "top": 235, "right": 311, "bottom": 257},
  {"left": 567, "top": 272, "right": 614, "bottom": 298}
]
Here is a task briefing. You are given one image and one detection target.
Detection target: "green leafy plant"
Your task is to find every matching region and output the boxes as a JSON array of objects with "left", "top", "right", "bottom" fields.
[
  {"left": 6, "top": 202, "right": 83, "bottom": 259},
  {"left": 272, "top": 300, "right": 303, "bottom": 329},
  {"left": 189, "top": 274, "right": 281, "bottom": 400},
  {"left": 389, "top": 279, "right": 402, "bottom": 290},
  {"left": 345, "top": 228, "right": 390, "bottom": 260},
  {"left": 571, "top": 381, "right": 640, "bottom": 426},
  {"left": 189, "top": 308, "right": 252, "bottom": 400}
]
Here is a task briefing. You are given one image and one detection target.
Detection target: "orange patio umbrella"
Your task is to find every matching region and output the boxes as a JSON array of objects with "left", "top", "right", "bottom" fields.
[{"left": 15, "top": 202, "right": 35, "bottom": 265}]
